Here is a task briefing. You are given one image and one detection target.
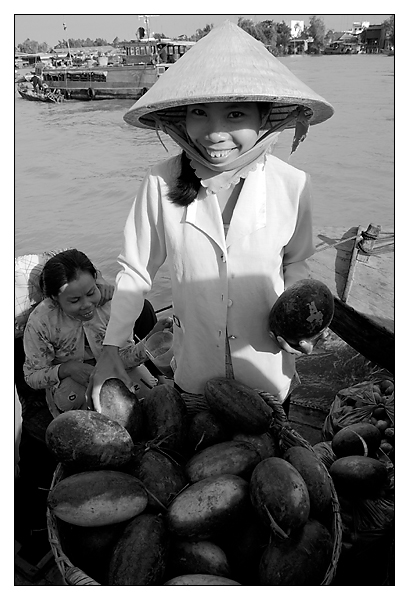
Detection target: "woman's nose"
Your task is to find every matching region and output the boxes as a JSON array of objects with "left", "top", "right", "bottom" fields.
[
  {"left": 207, "top": 130, "right": 230, "bottom": 142},
  {"left": 80, "top": 299, "right": 93, "bottom": 310}
]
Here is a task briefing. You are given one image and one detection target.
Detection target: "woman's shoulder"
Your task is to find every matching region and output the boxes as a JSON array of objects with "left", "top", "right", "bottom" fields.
[
  {"left": 28, "top": 298, "right": 58, "bottom": 320},
  {"left": 265, "top": 153, "right": 308, "bottom": 179},
  {"left": 147, "top": 154, "right": 181, "bottom": 182}
]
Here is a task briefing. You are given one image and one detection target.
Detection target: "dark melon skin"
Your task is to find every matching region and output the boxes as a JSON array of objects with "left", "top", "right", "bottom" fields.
[
  {"left": 250, "top": 457, "right": 310, "bottom": 535},
  {"left": 45, "top": 410, "right": 134, "bottom": 470},
  {"left": 216, "top": 508, "right": 270, "bottom": 585},
  {"left": 185, "top": 440, "right": 262, "bottom": 483},
  {"left": 329, "top": 455, "right": 388, "bottom": 498},
  {"left": 268, "top": 279, "right": 334, "bottom": 348},
  {"left": 232, "top": 432, "right": 278, "bottom": 461},
  {"left": 47, "top": 470, "right": 148, "bottom": 527},
  {"left": 142, "top": 385, "right": 188, "bottom": 455},
  {"left": 332, "top": 423, "right": 382, "bottom": 458},
  {"left": 187, "top": 410, "right": 232, "bottom": 453},
  {"left": 164, "top": 574, "right": 241, "bottom": 585},
  {"left": 56, "top": 518, "right": 128, "bottom": 585},
  {"left": 166, "top": 540, "right": 232, "bottom": 580},
  {"left": 283, "top": 446, "right": 333, "bottom": 518},
  {"left": 125, "top": 446, "right": 187, "bottom": 510},
  {"left": 108, "top": 513, "right": 169, "bottom": 586},
  {"left": 99, "top": 378, "right": 144, "bottom": 443},
  {"left": 166, "top": 474, "right": 250, "bottom": 540},
  {"left": 204, "top": 378, "right": 273, "bottom": 434},
  {"left": 259, "top": 519, "right": 333, "bottom": 586}
]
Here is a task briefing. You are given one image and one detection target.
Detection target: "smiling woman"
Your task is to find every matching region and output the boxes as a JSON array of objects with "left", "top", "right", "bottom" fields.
[
  {"left": 89, "top": 21, "right": 335, "bottom": 409},
  {"left": 185, "top": 102, "right": 263, "bottom": 164},
  {"left": 21, "top": 249, "right": 169, "bottom": 417}
]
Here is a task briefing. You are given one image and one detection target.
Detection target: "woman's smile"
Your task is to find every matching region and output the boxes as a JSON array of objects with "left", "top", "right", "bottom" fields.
[{"left": 186, "top": 102, "right": 262, "bottom": 165}]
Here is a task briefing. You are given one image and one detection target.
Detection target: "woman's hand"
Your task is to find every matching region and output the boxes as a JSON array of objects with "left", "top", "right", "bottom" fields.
[
  {"left": 145, "top": 317, "right": 173, "bottom": 340},
  {"left": 95, "top": 272, "right": 115, "bottom": 306},
  {"left": 58, "top": 361, "right": 95, "bottom": 386},
  {"left": 269, "top": 332, "right": 314, "bottom": 356},
  {"left": 86, "top": 345, "right": 133, "bottom": 412}
]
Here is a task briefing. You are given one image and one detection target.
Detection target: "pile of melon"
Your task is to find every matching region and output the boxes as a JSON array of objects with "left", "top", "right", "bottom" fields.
[
  {"left": 322, "top": 379, "right": 395, "bottom": 463},
  {"left": 46, "top": 378, "right": 337, "bottom": 586}
]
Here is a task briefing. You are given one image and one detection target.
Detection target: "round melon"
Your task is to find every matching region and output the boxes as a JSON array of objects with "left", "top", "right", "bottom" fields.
[{"left": 268, "top": 279, "right": 334, "bottom": 348}]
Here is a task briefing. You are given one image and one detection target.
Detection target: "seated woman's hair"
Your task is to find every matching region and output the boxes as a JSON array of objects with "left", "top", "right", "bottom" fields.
[{"left": 39, "top": 249, "right": 97, "bottom": 298}]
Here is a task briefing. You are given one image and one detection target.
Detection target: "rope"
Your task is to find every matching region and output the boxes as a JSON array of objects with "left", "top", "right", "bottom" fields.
[{"left": 315, "top": 232, "right": 394, "bottom": 256}]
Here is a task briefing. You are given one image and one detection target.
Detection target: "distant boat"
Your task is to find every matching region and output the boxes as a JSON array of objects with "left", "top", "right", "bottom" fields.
[
  {"left": 36, "top": 40, "right": 195, "bottom": 101},
  {"left": 17, "top": 86, "right": 63, "bottom": 103}
]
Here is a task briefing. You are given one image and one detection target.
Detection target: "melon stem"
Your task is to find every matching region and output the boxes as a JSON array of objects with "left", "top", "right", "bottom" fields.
[{"left": 263, "top": 505, "right": 289, "bottom": 539}]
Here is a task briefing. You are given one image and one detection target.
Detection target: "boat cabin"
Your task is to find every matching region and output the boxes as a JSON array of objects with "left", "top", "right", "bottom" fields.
[{"left": 120, "top": 39, "right": 195, "bottom": 66}]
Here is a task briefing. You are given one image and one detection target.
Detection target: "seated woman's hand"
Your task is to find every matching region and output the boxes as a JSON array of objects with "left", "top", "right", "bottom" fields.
[
  {"left": 269, "top": 332, "right": 314, "bottom": 356},
  {"left": 95, "top": 273, "right": 115, "bottom": 306},
  {"left": 59, "top": 361, "right": 95, "bottom": 386},
  {"left": 145, "top": 316, "right": 173, "bottom": 340}
]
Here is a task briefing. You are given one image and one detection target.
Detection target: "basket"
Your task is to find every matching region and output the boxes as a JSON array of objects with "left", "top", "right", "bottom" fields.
[{"left": 47, "top": 389, "right": 342, "bottom": 586}]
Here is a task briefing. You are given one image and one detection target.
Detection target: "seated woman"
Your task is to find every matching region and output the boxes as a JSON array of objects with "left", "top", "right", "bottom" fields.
[{"left": 23, "top": 249, "right": 171, "bottom": 417}]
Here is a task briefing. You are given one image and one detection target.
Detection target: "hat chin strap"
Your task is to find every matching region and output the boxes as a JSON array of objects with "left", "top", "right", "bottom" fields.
[{"left": 155, "top": 107, "right": 309, "bottom": 195}]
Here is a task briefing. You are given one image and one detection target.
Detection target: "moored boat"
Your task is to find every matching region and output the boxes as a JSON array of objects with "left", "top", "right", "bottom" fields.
[
  {"left": 36, "top": 39, "right": 194, "bottom": 101},
  {"left": 17, "top": 86, "right": 64, "bottom": 103},
  {"left": 309, "top": 223, "right": 394, "bottom": 374}
]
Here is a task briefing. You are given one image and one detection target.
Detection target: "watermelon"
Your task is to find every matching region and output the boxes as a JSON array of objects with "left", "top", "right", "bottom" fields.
[{"left": 269, "top": 279, "right": 334, "bottom": 349}]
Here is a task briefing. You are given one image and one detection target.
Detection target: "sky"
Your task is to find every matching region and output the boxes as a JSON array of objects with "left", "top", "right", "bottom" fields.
[{"left": 13, "top": 7, "right": 394, "bottom": 47}]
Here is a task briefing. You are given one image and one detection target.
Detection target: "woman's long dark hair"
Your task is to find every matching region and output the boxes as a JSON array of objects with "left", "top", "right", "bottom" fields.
[
  {"left": 168, "top": 151, "right": 201, "bottom": 207},
  {"left": 39, "top": 249, "right": 97, "bottom": 298}
]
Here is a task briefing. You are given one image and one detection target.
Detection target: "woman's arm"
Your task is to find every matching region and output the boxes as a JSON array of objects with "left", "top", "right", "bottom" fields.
[
  {"left": 282, "top": 174, "right": 315, "bottom": 289},
  {"left": 90, "top": 170, "right": 168, "bottom": 409},
  {"left": 104, "top": 170, "right": 167, "bottom": 348},
  {"left": 119, "top": 317, "right": 174, "bottom": 368},
  {"left": 23, "top": 319, "right": 61, "bottom": 390}
]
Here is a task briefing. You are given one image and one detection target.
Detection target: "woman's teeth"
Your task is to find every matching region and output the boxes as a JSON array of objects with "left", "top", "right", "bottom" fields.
[{"left": 205, "top": 148, "right": 234, "bottom": 158}]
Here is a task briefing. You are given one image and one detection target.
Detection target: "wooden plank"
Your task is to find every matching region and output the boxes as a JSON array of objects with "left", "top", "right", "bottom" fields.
[
  {"left": 310, "top": 225, "right": 394, "bottom": 332},
  {"left": 329, "top": 297, "right": 394, "bottom": 373}
]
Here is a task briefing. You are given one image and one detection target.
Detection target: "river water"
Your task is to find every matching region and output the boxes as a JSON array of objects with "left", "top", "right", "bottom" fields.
[{"left": 15, "top": 54, "right": 394, "bottom": 313}]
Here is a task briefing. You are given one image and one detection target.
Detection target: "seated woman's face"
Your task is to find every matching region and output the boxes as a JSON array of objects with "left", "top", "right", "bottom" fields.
[
  {"left": 185, "top": 102, "right": 262, "bottom": 166},
  {"left": 55, "top": 270, "right": 101, "bottom": 321}
]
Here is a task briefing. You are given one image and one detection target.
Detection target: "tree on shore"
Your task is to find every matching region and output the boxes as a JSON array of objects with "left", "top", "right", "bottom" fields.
[
  {"left": 306, "top": 15, "right": 326, "bottom": 52},
  {"left": 17, "top": 38, "right": 49, "bottom": 53},
  {"left": 191, "top": 23, "right": 213, "bottom": 41},
  {"left": 381, "top": 15, "right": 394, "bottom": 45}
]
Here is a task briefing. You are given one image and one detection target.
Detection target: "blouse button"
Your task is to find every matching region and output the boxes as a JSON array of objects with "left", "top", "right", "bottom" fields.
[
  {"left": 227, "top": 299, "right": 233, "bottom": 307},
  {"left": 228, "top": 335, "right": 237, "bottom": 340}
]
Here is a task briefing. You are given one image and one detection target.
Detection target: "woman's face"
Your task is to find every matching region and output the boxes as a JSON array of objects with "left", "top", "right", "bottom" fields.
[
  {"left": 54, "top": 270, "right": 101, "bottom": 321},
  {"left": 185, "top": 102, "right": 263, "bottom": 166}
]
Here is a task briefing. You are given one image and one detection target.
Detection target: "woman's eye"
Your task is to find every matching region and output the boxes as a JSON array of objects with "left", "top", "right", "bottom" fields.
[
  {"left": 190, "top": 108, "right": 206, "bottom": 116},
  {"left": 229, "top": 111, "right": 244, "bottom": 119}
]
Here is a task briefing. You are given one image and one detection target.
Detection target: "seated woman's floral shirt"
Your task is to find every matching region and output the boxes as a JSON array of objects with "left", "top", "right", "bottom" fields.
[{"left": 23, "top": 298, "right": 146, "bottom": 391}]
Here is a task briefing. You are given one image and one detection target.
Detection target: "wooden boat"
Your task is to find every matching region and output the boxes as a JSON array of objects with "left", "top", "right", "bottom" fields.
[
  {"left": 17, "top": 87, "right": 64, "bottom": 103},
  {"left": 309, "top": 223, "right": 394, "bottom": 374},
  {"left": 37, "top": 40, "right": 194, "bottom": 101},
  {"left": 14, "top": 225, "right": 394, "bottom": 585}
]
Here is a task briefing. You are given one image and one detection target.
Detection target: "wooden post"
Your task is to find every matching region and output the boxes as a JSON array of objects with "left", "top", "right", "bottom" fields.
[
  {"left": 357, "top": 223, "right": 381, "bottom": 263},
  {"left": 340, "top": 225, "right": 364, "bottom": 303}
]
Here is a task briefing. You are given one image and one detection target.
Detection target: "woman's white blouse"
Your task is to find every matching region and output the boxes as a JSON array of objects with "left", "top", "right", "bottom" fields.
[{"left": 105, "top": 154, "right": 315, "bottom": 401}]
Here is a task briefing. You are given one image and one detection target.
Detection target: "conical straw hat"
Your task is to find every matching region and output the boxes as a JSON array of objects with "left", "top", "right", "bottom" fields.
[{"left": 124, "top": 20, "right": 334, "bottom": 131}]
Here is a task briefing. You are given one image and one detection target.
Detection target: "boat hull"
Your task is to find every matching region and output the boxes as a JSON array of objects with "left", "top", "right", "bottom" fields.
[
  {"left": 17, "top": 89, "right": 57, "bottom": 103},
  {"left": 309, "top": 224, "right": 394, "bottom": 372},
  {"left": 40, "top": 64, "right": 161, "bottom": 100}
]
